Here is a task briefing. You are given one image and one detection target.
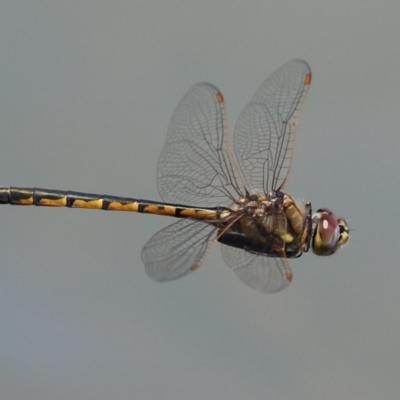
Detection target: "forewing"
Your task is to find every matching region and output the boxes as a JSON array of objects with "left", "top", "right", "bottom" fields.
[
  {"left": 141, "top": 219, "right": 216, "bottom": 282},
  {"left": 157, "top": 83, "right": 244, "bottom": 207},
  {"left": 221, "top": 245, "right": 292, "bottom": 293},
  {"left": 233, "top": 59, "right": 311, "bottom": 192}
]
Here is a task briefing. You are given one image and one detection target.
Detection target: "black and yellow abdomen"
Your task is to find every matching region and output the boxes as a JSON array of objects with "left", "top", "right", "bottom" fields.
[{"left": 0, "top": 186, "right": 221, "bottom": 220}]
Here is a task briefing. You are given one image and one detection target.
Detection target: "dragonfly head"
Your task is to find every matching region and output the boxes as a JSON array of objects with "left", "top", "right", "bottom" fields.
[{"left": 311, "top": 208, "right": 349, "bottom": 256}]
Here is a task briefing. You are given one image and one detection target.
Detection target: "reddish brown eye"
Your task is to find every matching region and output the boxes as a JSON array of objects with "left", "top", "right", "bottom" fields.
[
  {"left": 312, "top": 209, "right": 342, "bottom": 256},
  {"left": 318, "top": 214, "right": 339, "bottom": 247}
]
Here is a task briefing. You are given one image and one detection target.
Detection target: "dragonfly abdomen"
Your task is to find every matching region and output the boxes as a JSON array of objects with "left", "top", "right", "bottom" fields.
[{"left": 0, "top": 187, "right": 220, "bottom": 220}]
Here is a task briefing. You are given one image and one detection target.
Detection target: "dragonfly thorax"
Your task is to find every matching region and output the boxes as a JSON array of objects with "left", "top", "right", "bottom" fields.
[{"left": 217, "top": 191, "right": 312, "bottom": 259}]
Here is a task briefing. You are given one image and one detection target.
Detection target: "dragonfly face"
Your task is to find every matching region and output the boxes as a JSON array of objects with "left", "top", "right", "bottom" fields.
[
  {"left": 1, "top": 59, "right": 349, "bottom": 293},
  {"left": 312, "top": 209, "right": 349, "bottom": 256}
]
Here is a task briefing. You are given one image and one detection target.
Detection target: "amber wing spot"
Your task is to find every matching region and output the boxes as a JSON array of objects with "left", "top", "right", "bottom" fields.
[
  {"left": 215, "top": 92, "right": 224, "bottom": 103},
  {"left": 286, "top": 271, "right": 293, "bottom": 281},
  {"left": 190, "top": 264, "right": 200, "bottom": 272},
  {"left": 304, "top": 73, "right": 312, "bottom": 85}
]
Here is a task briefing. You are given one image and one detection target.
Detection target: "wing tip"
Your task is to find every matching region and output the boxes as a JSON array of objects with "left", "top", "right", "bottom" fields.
[
  {"left": 286, "top": 271, "right": 293, "bottom": 281},
  {"left": 215, "top": 92, "right": 224, "bottom": 103},
  {"left": 190, "top": 263, "right": 200, "bottom": 272}
]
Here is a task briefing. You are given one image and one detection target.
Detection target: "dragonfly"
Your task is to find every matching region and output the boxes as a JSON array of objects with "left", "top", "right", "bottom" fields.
[{"left": 0, "top": 59, "right": 349, "bottom": 293}]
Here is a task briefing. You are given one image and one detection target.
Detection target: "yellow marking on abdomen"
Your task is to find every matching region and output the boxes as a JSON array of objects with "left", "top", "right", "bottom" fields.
[
  {"left": 162, "top": 205, "right": 180, "bottom": 216},
  {"left": 142, "top": 205, "right": 176, "bottom": 216},
  {"left": 108, "top": 202, "right": 139, "bottom": 212},
  {"left": 219, "top": 210, "right": 231, "bottom": 219},
  {"left": 73, "top": 199, "right": 104, "bottom": 209},
  {"left": 18, "top": 197, "right": 34, "bottom": 205},
  {"left": 179, "top": 208, "right": 218, "bottom": 219},
  {"left": 39, "top": 197, "right": 67, "bottom": 207}
]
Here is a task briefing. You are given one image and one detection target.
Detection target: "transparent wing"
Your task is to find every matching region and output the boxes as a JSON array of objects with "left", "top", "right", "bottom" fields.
[
  {"left": 157, "top": 83, "right": 244, "bottom": 207},
  {"left": 141, "top": 219, "right": 217, "bottom": 282},
  {"left": 233, "top": 59, "right": 312, "bottom": 193},
  {"left": 221, "top": 244, "right": 292, "bottom": 293}
]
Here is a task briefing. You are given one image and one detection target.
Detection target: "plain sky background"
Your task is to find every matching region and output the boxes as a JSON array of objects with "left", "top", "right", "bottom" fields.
[{"left": 1, "top": 2, "right": 399, "bottom": 399}]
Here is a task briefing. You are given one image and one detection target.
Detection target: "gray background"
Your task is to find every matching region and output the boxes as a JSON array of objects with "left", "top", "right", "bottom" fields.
[{"left": 0, "top": 2, "right": 399, "bottom": 399}]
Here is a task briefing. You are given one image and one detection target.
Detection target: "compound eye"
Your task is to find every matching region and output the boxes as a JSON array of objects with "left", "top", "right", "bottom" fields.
[{"left": 312, "top": 210, "right": 340, "bottom": 256}]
